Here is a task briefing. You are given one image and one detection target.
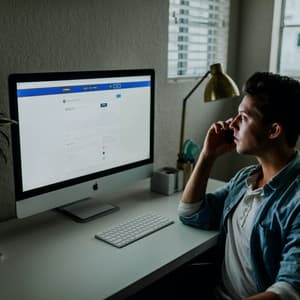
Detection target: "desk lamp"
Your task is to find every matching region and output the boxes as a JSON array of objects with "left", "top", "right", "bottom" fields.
[{"left": 177, "top": 63, "right": 240, "bottom": 176}]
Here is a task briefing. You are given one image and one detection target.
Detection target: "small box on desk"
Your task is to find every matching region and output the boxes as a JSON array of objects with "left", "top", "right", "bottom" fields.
[{"left": 150, "top": 167, "right": 184, "bottom": 195}]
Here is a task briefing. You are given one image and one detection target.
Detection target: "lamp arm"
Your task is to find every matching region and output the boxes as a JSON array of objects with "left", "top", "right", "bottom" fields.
[{"left": 178, "top": 70, "right": 210, "bottom": 157}]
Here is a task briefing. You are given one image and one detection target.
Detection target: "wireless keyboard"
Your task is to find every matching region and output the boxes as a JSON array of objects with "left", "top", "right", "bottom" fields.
[{"left": 94, "top": 212, "right": 174, "bottom": 248}]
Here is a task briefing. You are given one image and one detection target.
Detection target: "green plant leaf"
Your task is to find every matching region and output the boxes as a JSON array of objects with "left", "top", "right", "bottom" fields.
[
  {"left": 0, "top": 147, "right": 7, "bottom": 163},
  {"left": 0, "top": 113, "right": 16, "bottom": 163},
  {"left": 0, "top": 129, "right": 9, "bottom": 146},
  {"left": 0, "top": 115, "right": 17, "bottom": 127}
]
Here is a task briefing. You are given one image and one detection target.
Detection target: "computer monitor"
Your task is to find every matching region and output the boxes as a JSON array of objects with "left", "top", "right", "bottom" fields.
[{"left": 9, "top": 69, "right": 154, "bottom": 221}]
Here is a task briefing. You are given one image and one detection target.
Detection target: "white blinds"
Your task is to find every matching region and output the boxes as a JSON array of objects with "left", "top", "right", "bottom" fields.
[{"left": 168, "top": 0, "right": 231, "bottom": 79}]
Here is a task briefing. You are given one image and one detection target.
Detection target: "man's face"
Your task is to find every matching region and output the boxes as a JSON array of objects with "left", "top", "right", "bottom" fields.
[{"left": 230, "top": 95, "right": 270, "bottom": 155}]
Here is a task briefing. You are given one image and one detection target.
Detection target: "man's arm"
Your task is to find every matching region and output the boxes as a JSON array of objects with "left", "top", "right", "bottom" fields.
[
  {"left": 245, "top": 291, "right": 281, "bottom": 300},
  {"left": 181, "top": 119, "right": 235, "bottom": 204},
  {"left": 181, "top": 151, "right": 215, "bottom": 204}
]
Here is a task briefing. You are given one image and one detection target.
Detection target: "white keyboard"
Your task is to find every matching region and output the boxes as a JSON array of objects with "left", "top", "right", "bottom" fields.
[{"left": 94, "top": 212, "right": 174, "bottom": 248}]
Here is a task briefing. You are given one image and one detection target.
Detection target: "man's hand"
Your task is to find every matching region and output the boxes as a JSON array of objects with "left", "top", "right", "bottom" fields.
[
  {"left": 202, "top": 118, "right": 236, "bottom": 159},
  {"left": 181, "top": 119, "right": 235, "bottom": 204}
]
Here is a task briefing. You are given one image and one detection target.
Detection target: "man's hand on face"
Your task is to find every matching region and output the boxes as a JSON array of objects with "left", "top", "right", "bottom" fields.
[{"left": 202, "top": 118, "right": 236, "bottom": 159}]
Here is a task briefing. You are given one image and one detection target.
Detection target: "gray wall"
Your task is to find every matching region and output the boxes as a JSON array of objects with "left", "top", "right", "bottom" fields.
[
  {"left": 0, "top": 0, "right": 276, "bottom": 222},
  {"left": 233, "top": 0, "right": 276, "bottom": 170}
]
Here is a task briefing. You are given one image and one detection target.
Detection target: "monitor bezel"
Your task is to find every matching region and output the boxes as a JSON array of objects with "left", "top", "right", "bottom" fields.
[{"left": 9, "top": 68, "right": 155, "bottom": 203}]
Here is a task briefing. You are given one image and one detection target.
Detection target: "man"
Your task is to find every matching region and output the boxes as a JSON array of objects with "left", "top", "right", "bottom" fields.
[{"left": 178, "top": 72, "right": 300, "bottom": 300}]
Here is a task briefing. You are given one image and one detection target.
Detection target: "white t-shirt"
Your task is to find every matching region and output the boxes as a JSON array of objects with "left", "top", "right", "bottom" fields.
[{"left": 215, "top": 174, "right": 264, "bottom": 299}]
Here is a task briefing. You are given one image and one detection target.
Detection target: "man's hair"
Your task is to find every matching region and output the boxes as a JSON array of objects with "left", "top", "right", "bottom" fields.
[{"left": 243, "top": 72, "right": 300, "bottom": 147}]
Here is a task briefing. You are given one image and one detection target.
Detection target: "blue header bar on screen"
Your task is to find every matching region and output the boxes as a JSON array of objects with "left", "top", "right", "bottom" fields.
[{"left": 17, "top": 81, "right": 151, "bottom": 97}]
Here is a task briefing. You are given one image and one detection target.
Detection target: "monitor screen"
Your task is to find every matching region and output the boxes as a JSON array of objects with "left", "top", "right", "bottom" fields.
[{"left": 9, "top": 69, "right": 154, "bottom": 220}]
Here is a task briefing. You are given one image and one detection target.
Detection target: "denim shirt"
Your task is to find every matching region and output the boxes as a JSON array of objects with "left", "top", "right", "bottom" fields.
[{"left": 179, "top": 153, "right": 300, "bottom": 294}]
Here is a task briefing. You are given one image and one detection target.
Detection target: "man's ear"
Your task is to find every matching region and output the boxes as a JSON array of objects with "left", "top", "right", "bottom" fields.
[{"left": 269, "top": 123, "right": 282, "bottom": 139}]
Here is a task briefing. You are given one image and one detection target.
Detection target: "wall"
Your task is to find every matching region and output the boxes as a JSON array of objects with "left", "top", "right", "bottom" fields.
[
  {"left": 232, "top": 0, "right": 275, "bottom": 170},
  {"left": 236, "top": 0, "right": 275, "bottom": 85},
  {"left": 0, "top": 0, "right": 240, "bottom": 221}
]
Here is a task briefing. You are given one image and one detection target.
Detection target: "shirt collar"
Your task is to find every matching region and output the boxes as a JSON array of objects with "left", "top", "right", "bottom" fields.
[
  {"left": 267, "top": 151, "right": 299, "bottom": 190},
  {"left": 247, "top": 151, "right": 300, "bottom": 193},
  {"left": 246, "top": 172, "right": 264, "bottom": 195}
]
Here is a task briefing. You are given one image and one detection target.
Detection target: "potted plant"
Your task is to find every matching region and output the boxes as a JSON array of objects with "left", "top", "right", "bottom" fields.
[
  {"left": 0, "top": 112, "right": 17, "bottom": 163},
  {"left": 0, "top": 113, "right": 16, "bottom": 259}
]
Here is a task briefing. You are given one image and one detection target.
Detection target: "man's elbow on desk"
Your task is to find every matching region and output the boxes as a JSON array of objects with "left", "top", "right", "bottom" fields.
[
  {"left": 177, "top": 201, "right": 215, "bottom": 230},
  {"left": 177, "top": 200, "right": 202, "bottom": 216}
]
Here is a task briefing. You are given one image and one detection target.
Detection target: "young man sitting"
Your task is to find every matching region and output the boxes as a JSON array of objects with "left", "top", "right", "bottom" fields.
[{"left": 178, "top": 72, "right": 300, "bottom": 300}]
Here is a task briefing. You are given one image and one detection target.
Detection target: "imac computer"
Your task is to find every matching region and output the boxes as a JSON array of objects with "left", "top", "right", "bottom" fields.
[{"left": 9, "top": 69, "right": 154, "bottom": 221}]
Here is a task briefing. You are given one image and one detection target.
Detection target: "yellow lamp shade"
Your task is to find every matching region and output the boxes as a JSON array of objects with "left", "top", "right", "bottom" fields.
[{"left": 204, "top": 63, "right": 240, "bottom": 102}]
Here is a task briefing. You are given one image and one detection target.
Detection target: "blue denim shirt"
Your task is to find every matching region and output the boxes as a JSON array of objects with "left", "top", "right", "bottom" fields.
[{"left": 179, "top": 153, "right": 300, "bottom": 294}]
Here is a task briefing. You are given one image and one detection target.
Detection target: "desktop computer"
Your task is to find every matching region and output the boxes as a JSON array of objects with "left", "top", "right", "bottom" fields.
[{"left": 9, "top": 69, "right": 155, "bottom": 221}]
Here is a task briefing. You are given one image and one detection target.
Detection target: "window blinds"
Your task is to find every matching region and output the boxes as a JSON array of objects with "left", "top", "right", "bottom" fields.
[{"left": 168, "top": 0, "right": 231, "bottom": 79}]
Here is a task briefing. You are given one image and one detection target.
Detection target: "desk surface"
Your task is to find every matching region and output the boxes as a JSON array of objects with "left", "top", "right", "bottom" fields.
[{"left": 0, "top": 178, "right": 225, "bottom": 300}]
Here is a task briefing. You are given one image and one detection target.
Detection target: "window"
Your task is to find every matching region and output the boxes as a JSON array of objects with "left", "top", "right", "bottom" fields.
[
  {"left": 271, "top": 0, "right": 300, "bottom": 77},
  {"left": 168, "top": 0, "right": 231, "bottom": 79}
]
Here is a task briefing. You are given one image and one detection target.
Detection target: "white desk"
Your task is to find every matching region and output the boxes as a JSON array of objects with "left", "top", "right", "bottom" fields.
[{"left": 0, "top": 178, "right": 225, "bottom": 300}]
